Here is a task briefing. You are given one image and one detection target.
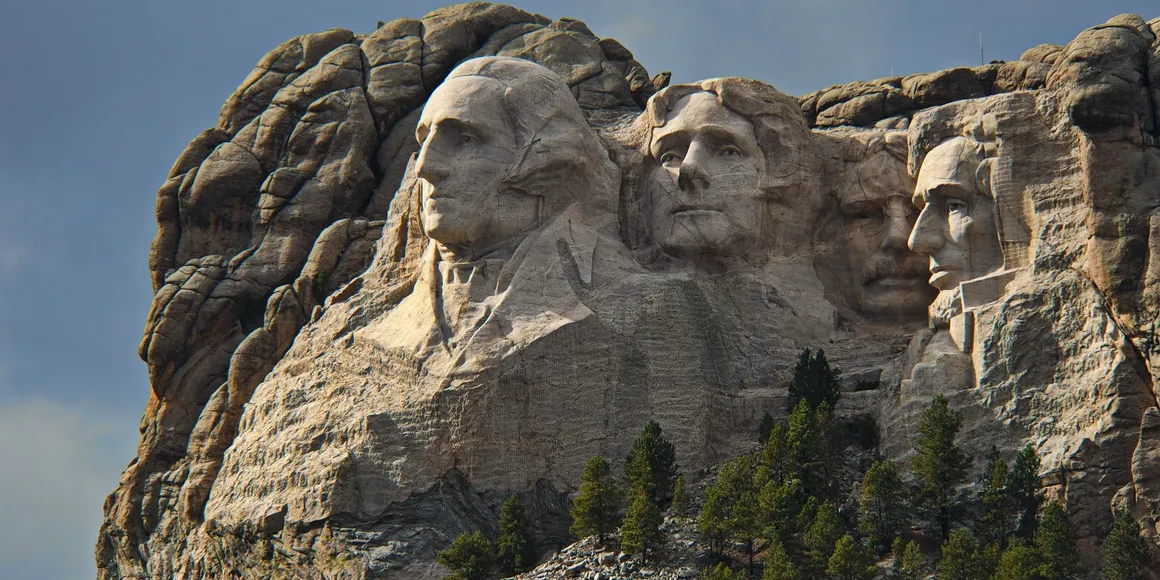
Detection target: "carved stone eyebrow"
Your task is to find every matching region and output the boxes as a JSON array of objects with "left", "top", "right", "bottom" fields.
[{"left": 650, "top": 129, "right": 689, "bottom": 158}]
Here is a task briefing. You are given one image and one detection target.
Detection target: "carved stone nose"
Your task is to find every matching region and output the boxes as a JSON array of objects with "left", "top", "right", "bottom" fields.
[{"left": 907, "top": 208, "right": 944, "bottom": 254}]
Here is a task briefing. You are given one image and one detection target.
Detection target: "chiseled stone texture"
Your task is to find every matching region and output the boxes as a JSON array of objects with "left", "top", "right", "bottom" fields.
[{"left": 98, "top": 5, "right": 1160, "bottom": 579}]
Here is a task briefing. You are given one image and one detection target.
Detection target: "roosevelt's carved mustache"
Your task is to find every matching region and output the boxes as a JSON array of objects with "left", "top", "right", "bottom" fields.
[{"left": 862, "top": 255, "right": 928, "bottom": 284}]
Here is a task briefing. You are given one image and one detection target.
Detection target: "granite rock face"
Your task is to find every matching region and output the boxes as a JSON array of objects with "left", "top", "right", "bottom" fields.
[{"left": 98, "top": 5, "right": 1160, "bottom": 578}]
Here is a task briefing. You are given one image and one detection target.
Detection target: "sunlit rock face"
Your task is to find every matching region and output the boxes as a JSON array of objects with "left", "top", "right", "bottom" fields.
[{"left": 98, "top": 5, "right": 1160, "bottom": 578}]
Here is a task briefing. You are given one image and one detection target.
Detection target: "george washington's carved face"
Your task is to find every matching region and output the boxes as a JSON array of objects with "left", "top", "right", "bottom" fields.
[
  {"left": 647, "top": 92, "right": 765, "bottom": 260},
  {"left": 415, "top": 76, "right": 536, "bottom": 253}
]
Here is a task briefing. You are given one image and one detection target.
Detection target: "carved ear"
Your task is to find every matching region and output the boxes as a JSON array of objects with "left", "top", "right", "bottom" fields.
[{"left": 975, "top": 157, "right": 996, "bottom": 198}]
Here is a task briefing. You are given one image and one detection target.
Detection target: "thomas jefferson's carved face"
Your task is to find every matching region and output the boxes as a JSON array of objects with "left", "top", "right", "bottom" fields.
[
  {"left": 415, "top": 76, "right": 537, "bottom": 252},
  {"left": 838, "top": 150, "right": 934, "bottom": 317},
  {"left": 907, "top": 138, "right": 1003, "bottom": 292},
  {"left": 647, "top": 92, "right": 765, "bottom": 260}
]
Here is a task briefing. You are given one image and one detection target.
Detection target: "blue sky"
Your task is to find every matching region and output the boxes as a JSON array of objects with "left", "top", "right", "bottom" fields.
[{"left": 0, "top": 1, "right": 1155, "bottom": 577}]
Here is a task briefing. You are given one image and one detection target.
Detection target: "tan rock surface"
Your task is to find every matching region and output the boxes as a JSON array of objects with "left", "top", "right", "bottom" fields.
[{"left": 98, "top": 5, "right": 1160, "bottom": 579}]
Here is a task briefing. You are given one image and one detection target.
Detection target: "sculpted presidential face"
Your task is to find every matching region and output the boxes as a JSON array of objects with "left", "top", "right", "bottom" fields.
[
  {"left": 907, "top": 137, "right": 1004, "bottom": 293},
  {"left": 838, "top": 148, "right": 934, "bottom": 318},
  {"left": 415, "top": 76, "right": 537, "bottom": 252},
  {"left": 647, "top": 92, "right": 765, "bottom": 260}
]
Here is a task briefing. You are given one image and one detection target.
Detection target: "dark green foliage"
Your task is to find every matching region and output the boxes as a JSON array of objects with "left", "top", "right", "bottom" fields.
[
  {"left": 786, "top": 399, "right": 836, "bottom": 498},
  {"left": 1101, "top": 510, "right": 1149, "bottom": 580},
  {"left": 893, "top": 538, "right": 926, "bottom": 580},
  {"left": 993, "top": 540, "right": 1040, "bottom": 580},
  {"left": 796, "top": 495, "right": 821, "bottom": 536},
  {"left": 762, "top": 538, "right": 799, "bottom": 580},
  {"left": 825, "top": 535, "right": 877, "bottom": 580},
  {"left": 759, "top": 478, "right": 803, "bottom": 543},
  {"left": 625, "top": 420, "right": 679, "bottom": 504},
  {"left": 759, "top": 411, "right": 776, "bottom": 443},
  {"left": 978, "top": 447, "right": 1012, "bottom": 547},
  {"left": 938, "top": 528, "right": 981, "bottom": 580},
  {"left": 621, "top": 486, "right": 664, "bottom": 563},
  {"left": 730, "top": 490, "right": 762, "bottom": 572},
  {"left": 495, "top": 496, "right": 534, "bottom": 575},
  {"left": 671, "top": 475, "right": 691, "bottom": 519},
  {"left": 1007, "top": 445, "right": 1042, "bottom": 540},
  {"left": 437, "top": 531, "right": 496, "bottom": 580},
  {"left": 699, "top": 454, "right": 755, "bottom": 559},
  {"left": 1033, "top": 501, "right": 1084, "bottom": 580},
  {"left": 570, "top": 456, "right": 621, "bottom": 545},
  {"left": 786, "top": 348, "right": 841, "bottom": 413},
  {"left": 804, "top": 500, "right": 843, "bottom": 571},
  {"left": 913, "top": 395, "right": 970, "bottom": 540},
  {"left": 858, "top": 459, "right": 908, "bottom": 554},
  {"left": 701, "top": 562, "right": 740, "bottom": 580},
  {"left": 761, "top": 420, "right": 792, "bottom": 483}
]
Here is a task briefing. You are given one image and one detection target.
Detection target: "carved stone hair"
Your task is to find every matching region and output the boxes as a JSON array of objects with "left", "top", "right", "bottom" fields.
[
  {"left": 642, "top": 77, "right": 812, "bottom": 189},
  {"left": 438, "top": 56, "right": 617, "bottom": 210}
]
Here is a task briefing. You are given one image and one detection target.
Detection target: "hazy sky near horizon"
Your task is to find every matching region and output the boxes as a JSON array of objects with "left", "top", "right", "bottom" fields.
[{"left": 0, "top": 1, "right": 1156, "bottom": 577}]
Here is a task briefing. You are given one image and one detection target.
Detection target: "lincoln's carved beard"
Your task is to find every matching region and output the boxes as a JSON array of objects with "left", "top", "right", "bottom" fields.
[{"left": 928, "top": 287, "right": 963, "bottom": 329}]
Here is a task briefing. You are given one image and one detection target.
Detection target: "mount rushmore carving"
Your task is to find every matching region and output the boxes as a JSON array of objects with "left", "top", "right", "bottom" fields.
[{"left": 98, "top": 4, "right": 1160, "bottom": 578}]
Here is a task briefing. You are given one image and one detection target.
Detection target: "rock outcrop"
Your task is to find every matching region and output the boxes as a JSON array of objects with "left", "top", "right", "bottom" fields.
[{"left": 97, "top": 4, "right": 1160, "bottom": 578}]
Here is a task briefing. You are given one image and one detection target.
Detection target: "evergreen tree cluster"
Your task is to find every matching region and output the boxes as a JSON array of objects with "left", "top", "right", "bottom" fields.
[
  {"left": 437, "top": 495, "right": 536, "bottom": 580},
  {"left": 437, "top": 350, "right": 1154, "bottom": 580}
]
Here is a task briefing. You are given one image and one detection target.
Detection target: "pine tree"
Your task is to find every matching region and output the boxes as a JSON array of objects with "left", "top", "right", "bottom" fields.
[
  {"left": 570, "top": 456, "right": 622, "bottom": 545},
  {"left": 978, "top": 447, "right": 1012, "bottom": 547},
  {"left": 813, "top": 402, "right": 838, "bottom": 499},
  {"left": 858, "top": 459, "right": 908, "bottom": 554},
  {"left": 913, "top": 395, "right": 970, "bottom": 540},
  {"left": 937, "top": 528, "right": 980, "bottom": 580},
  {"left": 1007, "top": 445, "right": 1042, "bottom": 540},
  {"left": 495, "top": 496, "right": 535, "bottom": 575},
  {"left": 761, "top": 421, "right": 792, "bottom": 483},
  {"left": 993, "top": 540, "right": 1040, "bottom": 580},
  {"left": 698, "top": 478, "right": 730, "bottom": 559},
  {"left": 729, "top": 490, "right": 763, "bottom": 572},
  {"left": 621, "top": 486, "right": 664, "bottom": 563},
  {"left": 804, "top": 500, "right": 843, "bottom": 572},
  {"left": 624, "top": 420, "right": 679, "bottom": 504},
  {"left": 671, "top": 475, "right": 690, "bottom": 519},
  {"left": 1101, "top": 510, "right": 1149, "bottom": 580},
  {"left": 893, "top": 538, "right": 926, "bottom": 580},
  {"left": 796, "top": 495, "right": 820, "bottom": 536},
  {"left": 759, "top": 478, "right": 803, "bottom": 543},
  {"left": 762, "top": 538, "right": 799, "bottom": 580},
  {"left": 826, "top": 535, "right": 877, "bottom": 580},
  {"left": 437, "top": 531, "right": 496, "bottom": 580},
  {"left": 787, "top": 348, "right": 842, "bottom": 412},
  {"left": 787, "top": 399, "right": 826, "bottom": 496},
  {"left": 1033, "top": 501, "right": 1084, "bottom": 580},
  {"left": 699, "top": 454, "right": 755, "bottom": 559},
  {"left": 701, "top": 562, "right": 739, "bottom": 580}
]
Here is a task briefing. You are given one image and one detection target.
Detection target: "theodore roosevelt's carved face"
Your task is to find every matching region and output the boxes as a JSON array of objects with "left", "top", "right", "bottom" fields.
[
  {"left": 647, "top": 92, "right": 765, "bottom": 260},
  {"left": 907, "top": 137, "right": 1003, "bottom": 292},
  {"left": 415, "top": 76, "right": 536, "bottom": 253},
  {"left": 838, "top": 149, "right": 934, "bottom": 318}
]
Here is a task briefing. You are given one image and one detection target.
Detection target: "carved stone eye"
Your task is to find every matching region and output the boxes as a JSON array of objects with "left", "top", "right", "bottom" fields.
[
  {"left": 720, "top": 145, "right": 741, "bottom": 157},
  {"left": 660, "top": 151, "right": 682, "bottom": 165},
  {"left": 460, "top": 133, "right": 476, "bottom": 144}
]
